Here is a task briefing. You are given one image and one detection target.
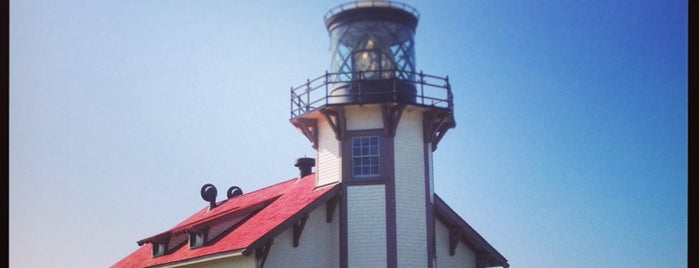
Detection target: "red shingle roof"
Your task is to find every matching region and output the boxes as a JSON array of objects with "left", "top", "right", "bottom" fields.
[{"left": 112, "top": 174, "right": 339, "bottom": 268}]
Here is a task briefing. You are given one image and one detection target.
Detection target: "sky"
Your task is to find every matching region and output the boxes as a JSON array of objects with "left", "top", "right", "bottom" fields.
[{"left": 9, "top": 0, "right": 687, "bottom": 267}]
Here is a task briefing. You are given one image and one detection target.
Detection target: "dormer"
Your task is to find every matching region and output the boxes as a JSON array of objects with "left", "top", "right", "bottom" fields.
[
  {"left": 140, "top": 232, "right": 188, "bottom": 258},
  {"left": 152, "top": 242, "right": 166, "bottom": 257},
  {"left": 189, "top": 228, "right": 208, "bottom": 249}
]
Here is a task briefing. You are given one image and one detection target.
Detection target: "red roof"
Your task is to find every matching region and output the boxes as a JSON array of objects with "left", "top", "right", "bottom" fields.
[{"left": 112, "top": 174, "right": 339, "bottom": 268}]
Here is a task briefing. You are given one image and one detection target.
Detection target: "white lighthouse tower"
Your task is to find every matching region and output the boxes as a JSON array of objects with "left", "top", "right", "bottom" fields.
[{"left": 290, "top": 1, "right": 455, "bottom": 267}]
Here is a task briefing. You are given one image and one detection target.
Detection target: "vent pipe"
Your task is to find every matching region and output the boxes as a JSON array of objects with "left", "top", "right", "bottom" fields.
[
  {"left": 200, "top": 183, "right": 218, "bottom": 209},
  {"left": 227, "top": 186, "right": 243, "bottom": 199},
  {"left": 295, "top": 157, "right": 316, "bottom": 178}
]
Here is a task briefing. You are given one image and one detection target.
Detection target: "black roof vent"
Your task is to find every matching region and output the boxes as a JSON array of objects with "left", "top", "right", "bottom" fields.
[
  {"left": 295, "top": 157, "right": 316, "bottom": 178},
  {"left": 200, "top": 183, "right": 218, "bottom": 209},
  {"left": 227, "top": 186, "right": 243, "bottom": 199}
]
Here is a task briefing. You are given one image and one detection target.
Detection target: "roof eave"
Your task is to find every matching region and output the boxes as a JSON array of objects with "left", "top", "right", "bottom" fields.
[
  {"left": 242, "top": 184, "right": 342, "bottom": 256},
  {"left": 146, "top": 249, "right": 246, "bottom": 268},
  {"left": 433, "top": 194, "right": 509, "bottom": 268}
]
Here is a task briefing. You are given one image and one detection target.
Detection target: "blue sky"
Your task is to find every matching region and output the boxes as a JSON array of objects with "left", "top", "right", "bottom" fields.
[{"left": 9, "top": 0, "right": 687, "bottom": 267}]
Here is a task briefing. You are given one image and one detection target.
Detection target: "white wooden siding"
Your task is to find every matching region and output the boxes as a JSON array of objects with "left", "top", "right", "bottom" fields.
[
  {"left": 393, "top": 107, "right": 429, "bottom": 266},
  {"left": 346, "top": 185, "right": 387, "bottom": 267},
  {"left": 435, "top": 219, "right": 477, "bottom": 268},
  {"left": 263, "top": 203, "right": 340, "bottom": 268},
  {"left": 316, "top": 119, "right": 342, "bottom": 187},
  {"left": 345, "top": 105, "right": 382, "bottom": 131}
]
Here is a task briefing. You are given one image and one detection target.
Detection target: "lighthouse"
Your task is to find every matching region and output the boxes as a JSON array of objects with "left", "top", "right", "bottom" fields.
[
  {"left": 290, "top": 1, "right": 455, "bottom": 266},
  {"left": 112, "top": 1, "right": 508, "bottom": 267}
]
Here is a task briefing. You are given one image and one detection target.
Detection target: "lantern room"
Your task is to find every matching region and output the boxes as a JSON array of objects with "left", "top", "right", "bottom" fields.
[
  {"left": 325, "top": 1, "right": 418, "bottom": 82},
  {"left": 324, "top": 1, "right": 420, "bottom": 104}
]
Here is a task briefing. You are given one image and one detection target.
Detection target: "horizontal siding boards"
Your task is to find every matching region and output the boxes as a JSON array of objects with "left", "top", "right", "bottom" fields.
[
  {"left": 317, "top": 122, "right": 342, "bottom": 186},
  {"left": 394, "top": 108, "right": 429, "bottom": 266},
  {"left": 263, "top": 204, "right": 340, "bottom": 268},
  {"left": 346, "top": 105, "right": 383, "bottom": 131},
  {"left": 435, "top": 219, "right": 477, "bottom": 268},
  {"left": 346, "top": 185, "right": 387, "bottom": 267}
]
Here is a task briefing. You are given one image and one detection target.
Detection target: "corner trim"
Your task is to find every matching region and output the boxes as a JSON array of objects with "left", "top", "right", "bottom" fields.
[{"left": 424, "top": 142, "right": 435, "bottom": 267}]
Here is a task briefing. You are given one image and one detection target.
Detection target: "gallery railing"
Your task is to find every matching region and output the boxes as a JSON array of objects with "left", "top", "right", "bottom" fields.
[{"left": 290, "top": 70, "right": 453, "bottom": 119}]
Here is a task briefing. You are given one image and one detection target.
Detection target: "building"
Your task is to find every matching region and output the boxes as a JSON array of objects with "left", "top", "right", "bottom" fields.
[{"left": 112, "top": 1, "right": 509, "bottom": 267}]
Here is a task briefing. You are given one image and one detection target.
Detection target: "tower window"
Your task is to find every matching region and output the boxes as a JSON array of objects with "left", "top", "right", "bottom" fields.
[{"left": 351, "top": 135, "right": 380, "bottom": 178}]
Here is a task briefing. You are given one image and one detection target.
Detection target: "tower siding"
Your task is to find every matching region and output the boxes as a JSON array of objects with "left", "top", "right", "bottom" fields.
[
  {"left": 317, "top": 119, "right": 342, "bottom": 186},
  {"left": 394, "top": 107, "right": 429, "bottom": 266},
  {"left": 435, "top": 219, "right": 477, "bottom": 268},
  {"left": 346, "top": 185, "right": 388, "bottom": 267},
  {"left": 264, "top": 203, "right": 340, "bottom": 268},
  {"left": 346, "top": 105, "right": 383, "bottom": 131}
]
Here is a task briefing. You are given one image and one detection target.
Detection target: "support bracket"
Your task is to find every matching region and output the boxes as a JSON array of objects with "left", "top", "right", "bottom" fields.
[
  {"left": 382, "top": 103, "right": 405, "bottom": 138},
  {"left": 423, "top": 110, "right": 455, "bottom": 151},
  {"left": 255, "top": 240, "right": 273, "bottom": 268},
  {"left": 292, "top": 214, "right": 309, "bottom": 248},
  {"left": 320, "top": 107, "right": 345, "bottom": 141},
  {"left": 449, "top": 227, "right": 461, "bottom": 256},
  {"left": 476, "top": 252, "right": 489, "bottom": 268},
  {"left": 291, "top": 118, "right": 318, "bottom": 149},
  {"left": 326, "top": 196, "right": 339, "bottom": 223}
]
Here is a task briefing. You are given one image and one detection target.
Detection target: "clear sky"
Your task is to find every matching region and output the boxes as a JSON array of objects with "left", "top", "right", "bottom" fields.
[{"left": 9, "top": 0, "right": 687, "bottom": 267}]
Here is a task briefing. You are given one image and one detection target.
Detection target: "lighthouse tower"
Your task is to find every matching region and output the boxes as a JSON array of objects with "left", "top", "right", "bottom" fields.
[
  {"left": 290, "top": 1, "right": 455, "bottom": 267},
  {"left": 112, "top": 1, "right": 508, "bottom": 267}
]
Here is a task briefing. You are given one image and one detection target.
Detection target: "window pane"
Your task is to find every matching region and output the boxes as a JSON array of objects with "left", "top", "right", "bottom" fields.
[
  {"left": 351, "top": 135, "right": 380, "bottom": 178},
  {"left": 353, "top": 138, "right": 361, "bottom": 146},
  {"left": 153, "top": 243, "right": 165, "bottom": 256}
]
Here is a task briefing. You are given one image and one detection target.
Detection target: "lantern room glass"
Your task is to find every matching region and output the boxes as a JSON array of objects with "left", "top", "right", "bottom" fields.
[{"left": 329, "top": 20, "right": 415, "bottom": 82}]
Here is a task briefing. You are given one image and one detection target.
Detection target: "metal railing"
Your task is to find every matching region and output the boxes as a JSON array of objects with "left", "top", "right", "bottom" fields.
[{"left": 290, "top": 70, "right": 452, "bottom": 119}]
